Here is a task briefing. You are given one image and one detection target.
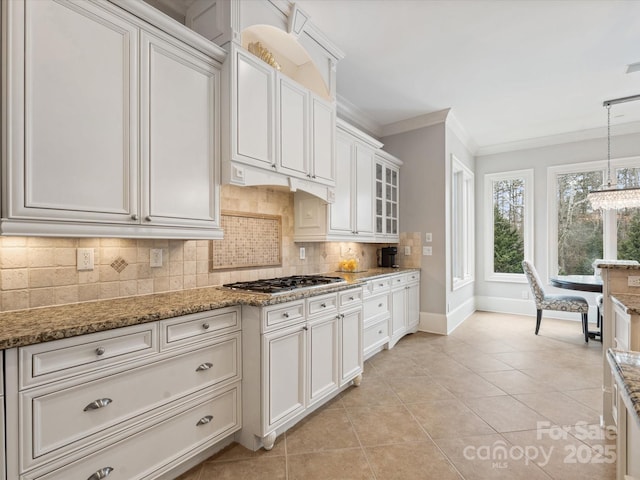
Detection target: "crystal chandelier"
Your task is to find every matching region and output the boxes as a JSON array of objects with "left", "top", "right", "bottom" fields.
[{"left": 587, "top": 94, "right": 640, "bottom": 210}]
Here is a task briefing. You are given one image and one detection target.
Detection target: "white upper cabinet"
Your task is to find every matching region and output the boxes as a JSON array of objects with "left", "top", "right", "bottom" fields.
[
  {"left": 1, "top": 0, "right": 226, "bottom": 239},
  {"left": 233, "top": 47, "right": 276, "bottom": 169},
  {"left": 5, "top": 0, "right": 139, "bottom": 226},
  {"left": 294, "top": 119, "right": 383, "bottom": 242},
  {"left": 187, "top": 1, "right": 342, "bottom": 202},
  {"left": 374, "top": 150, "right": 402, "bottom": 242},
  {"left": 141, "top": 30, "right": 221, "bottom": 229}
]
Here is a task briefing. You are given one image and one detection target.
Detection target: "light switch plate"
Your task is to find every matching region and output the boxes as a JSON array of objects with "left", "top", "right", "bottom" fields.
[
  {"left": 628, "top": 276, "right": 640, "bottom": 287},
  {"left": 425, "top": 232, "right": 432, "bottom": 243},
  {"left": 423, "top": 246, "right": 432, "bottom": 256},
  {"left": 404, "top": 246, "right": 411, "bottom": 256}
]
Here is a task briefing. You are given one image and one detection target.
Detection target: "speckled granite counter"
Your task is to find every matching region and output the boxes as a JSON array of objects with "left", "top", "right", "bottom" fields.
[
  {"left": 611, "top": 294, "right": 640, "bottom": 316},
  {"left": 607, "top": 348, "right": 640, "bottom": 427},
  {"left": 0, "top": 268, "right": 418, "bottom": 350},
  {"left": 595, "top": 260, "right": 640, "bottom": 270}
]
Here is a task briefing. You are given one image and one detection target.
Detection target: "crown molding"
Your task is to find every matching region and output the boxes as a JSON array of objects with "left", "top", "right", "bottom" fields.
[
  {"left": 445, "top": 111, "right": 479, "bottom": 155},
  {"left": 336, "top": 94, "right": 383, "bottom": 139},
  {"left": 381, "top": 109, "right": 451, "bottom": 138},
  {"left": 476, "top": 120, "right": 640, "bottom": 157}
]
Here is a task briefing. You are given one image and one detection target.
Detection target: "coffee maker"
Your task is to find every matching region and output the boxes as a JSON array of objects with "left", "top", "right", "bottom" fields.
[{"left": 379, "top": 246, "right": 398, "bottom": 268}]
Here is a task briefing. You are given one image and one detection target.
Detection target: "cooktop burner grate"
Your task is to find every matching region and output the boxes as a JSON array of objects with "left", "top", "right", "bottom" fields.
[{"left": 223, "top": 275, "right": 344, "bottom": 294}]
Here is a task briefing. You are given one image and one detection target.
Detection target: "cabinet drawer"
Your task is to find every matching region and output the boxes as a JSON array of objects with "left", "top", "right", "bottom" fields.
[
  {"left": 264, "top": 301, "right": 305, "bottom": 331},
  {"left": 160, "top": 307, "right": 240, "bottom": 349},
  {"left": 20, "top": 323, "right": 157, "bottom": 389},
  {"left": 363, "top": 294, "right": 390, "bottom": 323},
  {"left": 27, "top": 385, "right": 240, "bottom": 480},
  {"left": 369, "top": 278, "right": 391, "bottom": 294},
  {"left": 406, "top": 271, "right": 420, "bottom": 284},
  {"left": 390, "top": 275, "right": 406, "bottom": 289},
  {"left": 307, "top": 293, "right": 338, "bottom": 317},
  {"left": 339, "top": 288, "right": 363, "bottom": 308},
  {"left": 364, "top": 319, "right": 389, "bottom": 352},
  {"left": 22, "top": 333, "right": 240, "bottom": 468}
]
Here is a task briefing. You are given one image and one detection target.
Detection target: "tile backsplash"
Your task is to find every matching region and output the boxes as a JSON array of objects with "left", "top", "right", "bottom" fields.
[{"left": 0, "top": 185, "right": 420, "bottom": 312}]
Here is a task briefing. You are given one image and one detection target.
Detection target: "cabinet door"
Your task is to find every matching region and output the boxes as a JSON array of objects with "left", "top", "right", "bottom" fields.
[
  {"left": 308, "top": 316, "right": 340, "bottom": 406},
  {"left": 354, "top": 144, "right": 375, "bottom": 236},
  {"left": 340, "top": 309, "right": 363, "bottom": 386},
  {"left": 385, "top": 165, "right": 400, "bottom": 237},
  {"left": 263, "top": 325, "right": 306, "bottom": 430},
  {"left": 391, "top": 288, "right": 406, "bottom": 338},
  {"left": 141, "top": 31, "right": 220, "bottom": 228},
  {"left": 232, "top": 47, "right": 275, "bottom": 169},
  {"left": 407, "top": 283, "right": 420, "bottom": 329},
  {"left": 375, "top": 162, "right": 385, "bottom": 235},
  {"left": 277, "top": 75, "right": 308, "bottom": 178},
  {"left": 7, "top": 0, "right": 138, "bottom": 223},
  {"left": 310, "top": 94, "right": 336, "bottom": 185},
  {"left": 329, "top": 132, "right": 353, "bottom": 233}
]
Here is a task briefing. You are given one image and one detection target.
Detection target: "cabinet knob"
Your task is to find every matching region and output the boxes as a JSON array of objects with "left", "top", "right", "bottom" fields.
[
  {"left": 378, "top": 330, "right": 383, "bottom": 334},
  {"left": 271, "top": 164, "right": 277, "bottom": 169},
  {"left": 145, "top": 215, "right": 152, "bottom": 222},
  {"left": 131, "top": 214, "right": 139, "bottom": 221},
  {"left": 84, "top": 398, "right": 113, "bottom": 412},
  {"left": 196, "top": 362, "right": 214, "bottom": 372},
  {"left": 202, "top": 323, "right": 210, "bottom": 330},
  {"left": 378, "top": 303, "right": 383, "bottom": 308},
  {"left": 320, "top": 303, "right": 327, "bottom": 308},
  {"left": 302, "top": 325, "right": 308, "bottom": 331},
  {"left": 349, "top": 296, "right": 355, "bottom": 301},
  {"left": 87, "top": 467, "right": 114, "bottom": 480},
  {"left": 196, "top": 415, "right": 214, "bottom": 426},
  {"left": 312, "top": 175, "right": 316, "bottom": 179},
  {"left": 95, "top": 347, "right": 105, "bottom": 356},
  {"left": 283, "top": 312, "right": 289, "bottom": 318}
]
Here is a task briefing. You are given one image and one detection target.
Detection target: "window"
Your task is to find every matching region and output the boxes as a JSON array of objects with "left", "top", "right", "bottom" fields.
[
  {"left": 484, "top": 169, "right": 534, "bottom": 282},
  {"left": 549, "top": 159, "right": 640, "bottom": 276},
  {"left": 452, "top": 156, "right": 474, "bottom": 288}
]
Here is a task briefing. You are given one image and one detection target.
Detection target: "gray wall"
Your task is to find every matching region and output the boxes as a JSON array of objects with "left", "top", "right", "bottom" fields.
[{"left": 383, "top": 123, "right": 447, "bottom": 316}]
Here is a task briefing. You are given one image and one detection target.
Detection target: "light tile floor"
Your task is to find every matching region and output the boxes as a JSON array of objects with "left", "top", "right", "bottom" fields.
[{"left": 176, "top": 311, "right": 616, "bottom": 479}]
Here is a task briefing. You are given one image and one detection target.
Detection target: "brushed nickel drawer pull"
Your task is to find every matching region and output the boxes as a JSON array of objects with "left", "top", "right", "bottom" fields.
[
  {"left": 320, "top": 303, "right": 327, "bottom": 308},
  {"left": 283, "top": 312, "right": 289, "bottom": 318},
  {"left": 84, "top": 398, "right": 113, "bottom": 411},
  {"left": 145, "top": 215, "right": 152, "bottom": 222},
  {"left": 196, "top": 362, "right": 213, "bottom": 372},
  {"left": 87, "top": 467, "right": 114, "bottom": 480},
  {"left": 95, "top": 347, "right": 105, "bottom": 356},
  {"left": 202, "top": 323, "right": 210, "bottom": 330},
  {"left": 131, "top": 214, "right": 139, "bottom": 220},
  {"left": 349, "top": 296, "right": 355, "bottom": 301},
  {"left": 196, "top": 415, "right": 214, "bottom": 426}
]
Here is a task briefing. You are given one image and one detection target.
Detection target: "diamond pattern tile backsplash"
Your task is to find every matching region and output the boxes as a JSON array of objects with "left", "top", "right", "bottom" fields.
[{"left": 0, "top": 185, "right": 419, "bottom": 312}]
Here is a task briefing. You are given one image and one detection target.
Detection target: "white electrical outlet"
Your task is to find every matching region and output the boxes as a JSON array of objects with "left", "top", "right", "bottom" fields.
[
  {"left": 150, "top": 249, "right": 163, "bottom": 268},
  {"left": 628, "top": 276, "right": 640, "bottom": 287},
  {"left": 423, "top": 246, "right": 432, "bottom": 256},
  {"left": 404, "top": 246, "right": 411, "bottom": 256},
  {"left": 425, "top": 232, "right": 432, "bottom": 243},
  {"left": 299, "top": 247, "right": 306, "bottom": 260},
  {"left": 76, "top": 248, "right": 94, "bottom": 271}
]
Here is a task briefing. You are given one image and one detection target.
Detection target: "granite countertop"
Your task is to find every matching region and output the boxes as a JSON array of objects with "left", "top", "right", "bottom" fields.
[
  {"left": 607, "top": 348, "right": 640, "bottom": 427},
  {"left": 595, "top": 260, "right": 640, "bottom": 270},
  {"left": 0, "top": 267, "right": 418, "bottom": 350},
  {"left": 611, "top": 294, "right": 640, "bottom": 316}
]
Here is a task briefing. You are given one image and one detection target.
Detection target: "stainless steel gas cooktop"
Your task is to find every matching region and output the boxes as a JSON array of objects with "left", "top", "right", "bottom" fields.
[{"left": 222, "top": 275, "right": 345, "bottom": 294}]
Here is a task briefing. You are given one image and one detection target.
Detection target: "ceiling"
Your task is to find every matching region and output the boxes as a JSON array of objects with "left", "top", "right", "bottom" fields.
[{"left": 293, "top": 0, "right": 640, "bottom": 153}]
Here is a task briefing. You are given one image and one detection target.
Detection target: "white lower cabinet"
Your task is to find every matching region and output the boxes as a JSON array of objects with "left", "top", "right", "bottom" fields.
[
  {"left": 613, "top": 372, "right": 640, "bottom": 480},
  {"left": 4, "top": 307, "right": 242, "bottom": 480},
  {"left": 363, "top": 271, "right": 420, "bottom": 355},
  {"left": 240, "top": 288, "right": 363, "bottom": 451}
]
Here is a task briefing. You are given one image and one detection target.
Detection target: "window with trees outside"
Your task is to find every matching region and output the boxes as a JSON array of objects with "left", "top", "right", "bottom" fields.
[
  {"left": 484, "top": 169, "right": 534, "bottom": 282},
  {"left": 549, "top": 160, "right": 640, "bottom": 276},
  {"left": 452, "top": 156, "right": 474, "bottom": 289}
]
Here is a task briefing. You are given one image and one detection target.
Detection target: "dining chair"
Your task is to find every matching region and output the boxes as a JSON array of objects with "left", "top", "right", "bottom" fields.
[{"left": 521, "top": 261, "right": 590, "bottom": 342}]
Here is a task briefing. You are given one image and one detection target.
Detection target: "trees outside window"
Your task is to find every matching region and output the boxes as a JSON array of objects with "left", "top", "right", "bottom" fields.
[
  {"left": 616, "top": 167, "right": 640, "bottom": 263},
  {"left": 484, "top": 170, "right": 533, "bottom": 282}
]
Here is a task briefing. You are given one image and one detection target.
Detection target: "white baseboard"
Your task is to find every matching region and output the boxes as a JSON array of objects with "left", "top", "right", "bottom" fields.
[
  {"left": 475, "top": 296, "right": 598, "bottom": 322},
  {"left": 418, "top": 311, "right": 447, "bottom": 335},
  {"left": 446, "top": 296, "right": 476, "bottom": 334},
  {"left": 418, "top": 296, "right": 476, "bottom": 335}
]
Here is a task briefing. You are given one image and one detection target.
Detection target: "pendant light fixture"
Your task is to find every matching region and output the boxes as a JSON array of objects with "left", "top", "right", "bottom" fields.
[{"left": 588, "top": 94, "right": 640, "bottom": 210}]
